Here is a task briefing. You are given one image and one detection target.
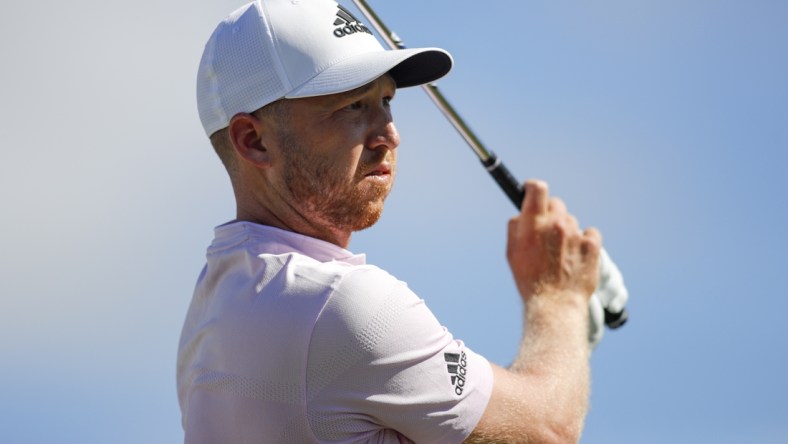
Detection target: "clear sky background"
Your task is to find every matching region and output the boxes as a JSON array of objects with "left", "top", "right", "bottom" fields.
[{"left": 1, "top": 0, "right": 786, "bottom": 442}]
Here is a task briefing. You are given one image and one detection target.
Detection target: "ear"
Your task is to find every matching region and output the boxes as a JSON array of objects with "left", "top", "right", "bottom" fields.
[{"left": 228, "top": 112, "right": 271, "bottom": 167}]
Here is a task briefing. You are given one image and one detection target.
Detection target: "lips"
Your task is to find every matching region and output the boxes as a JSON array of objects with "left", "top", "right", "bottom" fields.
[{"left": 366, "top": 164, "right": 391, "bottom": 176}]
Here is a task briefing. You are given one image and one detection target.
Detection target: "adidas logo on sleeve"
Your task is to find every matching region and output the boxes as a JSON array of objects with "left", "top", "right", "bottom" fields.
[{"left": 444, "top": 351, "right": 468, "bottom": 396}]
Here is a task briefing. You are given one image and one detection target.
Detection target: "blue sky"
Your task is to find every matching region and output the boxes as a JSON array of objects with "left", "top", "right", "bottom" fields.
[{"left": 1, "top": 0, "right": 786, "bottom": 442}]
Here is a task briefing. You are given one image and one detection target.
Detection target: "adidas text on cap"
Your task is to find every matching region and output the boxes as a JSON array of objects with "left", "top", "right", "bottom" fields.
[{"left": 197, "top": 0, "right": 454, "bottom": 136}]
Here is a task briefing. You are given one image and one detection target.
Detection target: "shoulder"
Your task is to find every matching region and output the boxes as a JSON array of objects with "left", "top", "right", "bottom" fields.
[
  {"left": 305, "top": 266, "right": 494, "bottom": 443},
  {"left": 332, "top": 265, "right": 407, "bottom": 301},
  {"left": 316, "top": 265, "right": 426, "bottom": 341}
]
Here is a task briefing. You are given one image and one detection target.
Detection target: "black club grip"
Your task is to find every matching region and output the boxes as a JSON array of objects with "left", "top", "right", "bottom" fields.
[{"left": 481, "top": 154, "right": 628, "bottom": 329}]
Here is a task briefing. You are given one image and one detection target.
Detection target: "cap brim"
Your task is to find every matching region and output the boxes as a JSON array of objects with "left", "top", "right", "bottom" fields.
[{"left": 286, "top": 47, "right": 453, "bottom": 99}]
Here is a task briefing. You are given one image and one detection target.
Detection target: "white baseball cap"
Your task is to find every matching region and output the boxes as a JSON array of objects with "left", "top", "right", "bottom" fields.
[{"left": 197, "top": 0, "right": 454, "bottom": 136}]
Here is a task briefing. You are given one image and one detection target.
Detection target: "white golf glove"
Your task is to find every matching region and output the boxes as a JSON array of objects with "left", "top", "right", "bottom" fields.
[{"left": 588, "top": 248, "right": 629, "bottom": 348}]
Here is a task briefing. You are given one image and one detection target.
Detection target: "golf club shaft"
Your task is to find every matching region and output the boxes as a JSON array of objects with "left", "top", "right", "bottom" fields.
[
  {"left": 352, "top": 0, "right": 628, "bottom": 329},
  {"left": 352, "top": 0, "right": 522, "bottom": 200}
]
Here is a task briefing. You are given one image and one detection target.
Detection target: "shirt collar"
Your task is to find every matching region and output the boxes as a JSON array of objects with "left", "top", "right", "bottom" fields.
[{"left": 213, "top": 221, "right": 367, "bottom": 266}]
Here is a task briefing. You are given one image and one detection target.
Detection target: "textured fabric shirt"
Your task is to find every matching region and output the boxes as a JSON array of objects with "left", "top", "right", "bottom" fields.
[{"left": 177, "top": 222, "right": 493, "bottom": 443}]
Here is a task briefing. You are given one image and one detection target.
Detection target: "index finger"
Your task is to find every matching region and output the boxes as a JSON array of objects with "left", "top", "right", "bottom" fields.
[{"left": 521, "top": 180, "right": 549, "bottom": 217}]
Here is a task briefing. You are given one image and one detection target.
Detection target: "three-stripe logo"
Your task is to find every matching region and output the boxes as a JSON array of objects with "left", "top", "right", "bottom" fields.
[
  {"left": 444, "top": 351, "right": 468, "bottom": 396},
  {"left": 333, "top": 5, "right": 373, "bottom": 38}
]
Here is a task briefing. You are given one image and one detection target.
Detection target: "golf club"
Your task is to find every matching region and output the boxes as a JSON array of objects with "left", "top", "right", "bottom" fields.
[{"left": 352, "top": 0, "right": 628, "bottom": 329}]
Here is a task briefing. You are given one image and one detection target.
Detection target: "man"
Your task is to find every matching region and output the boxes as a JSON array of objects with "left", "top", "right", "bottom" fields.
[{"left": 178, "top": 0, "right": 603, "bottom": 442}]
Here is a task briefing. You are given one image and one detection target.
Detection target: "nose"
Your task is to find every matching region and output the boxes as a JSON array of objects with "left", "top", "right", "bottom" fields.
[{"left": 366, "top": 106, "right": 400, "bottom": 152}]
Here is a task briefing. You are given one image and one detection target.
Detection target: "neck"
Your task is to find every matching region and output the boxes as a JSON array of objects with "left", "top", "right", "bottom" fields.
[{"left": 235, "top": 199, "right": 352, "bottom": 249}]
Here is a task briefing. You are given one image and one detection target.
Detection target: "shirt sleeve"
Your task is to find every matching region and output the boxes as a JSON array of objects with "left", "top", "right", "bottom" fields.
[{"left": 305, "top": 266, "right": 493, "bottom": 443}]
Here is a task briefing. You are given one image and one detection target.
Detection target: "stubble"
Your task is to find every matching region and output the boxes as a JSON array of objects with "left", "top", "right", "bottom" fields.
[{"left": 279, "top": 130, "right": 394, "bottom": 233}]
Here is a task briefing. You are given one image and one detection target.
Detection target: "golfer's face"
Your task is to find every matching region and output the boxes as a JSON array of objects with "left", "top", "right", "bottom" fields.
[{"left": 275, "top": 74, "right": 401, "bottom": 232}]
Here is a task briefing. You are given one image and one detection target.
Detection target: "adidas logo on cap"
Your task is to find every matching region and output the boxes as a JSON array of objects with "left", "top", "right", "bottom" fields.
[
  {"left": 444, "top": 351, "right": 468, "bottom": 396},
  {"left": 333, "top": 5, "right": 372, "bottom": 38}
]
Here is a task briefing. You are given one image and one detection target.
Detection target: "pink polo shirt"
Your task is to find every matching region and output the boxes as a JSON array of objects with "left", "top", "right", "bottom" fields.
[{"left": 177, "top": 222, "right": 493, "bottom": 443}]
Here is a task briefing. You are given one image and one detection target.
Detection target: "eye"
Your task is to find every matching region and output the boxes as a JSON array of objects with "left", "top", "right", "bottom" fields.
[
  {"left": 382, "top": 96, "right": 393, "bottom": 107},
  {"left": 345, "top": 100, "right": 363, "bottom": 111}
]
